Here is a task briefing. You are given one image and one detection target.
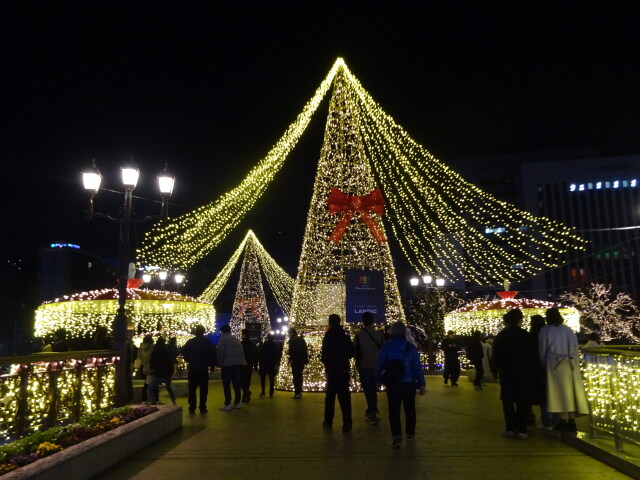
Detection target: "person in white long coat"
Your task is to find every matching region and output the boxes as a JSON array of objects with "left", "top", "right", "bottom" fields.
[{"left": 538, "top": 307, "right": 588, "bottom": 433}]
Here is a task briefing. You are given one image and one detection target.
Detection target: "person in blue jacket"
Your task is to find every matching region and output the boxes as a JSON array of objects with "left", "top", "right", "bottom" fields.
[{"left": 376, "top": 321, "right": 426, "bottom": 448}]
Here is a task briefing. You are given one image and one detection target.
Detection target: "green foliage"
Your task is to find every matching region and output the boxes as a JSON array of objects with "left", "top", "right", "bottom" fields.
[{"left": 0, "top": 406, "right": 132, "bottom": 463}]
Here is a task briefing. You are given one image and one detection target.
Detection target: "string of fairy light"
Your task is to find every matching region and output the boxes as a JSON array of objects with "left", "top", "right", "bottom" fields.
[
  {"left": 137, "top": 60, "right": 344, "bottom": 270},
  {"left": 139, "top": 57, "right": 585, "bottom": 287},
  {"left": 342, "top": 67, "right": 587, "bottom": 284},
  {"left": 35, "top": 289, "right": 216, "bottom": 338},
  {"left": 199, "top": 230, "right": 295, "bottom": 317}
]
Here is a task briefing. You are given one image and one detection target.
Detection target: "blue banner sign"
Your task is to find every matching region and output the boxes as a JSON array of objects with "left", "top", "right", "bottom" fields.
[{"left": 345, "top": 269, "right": 385, "bottom": 323}]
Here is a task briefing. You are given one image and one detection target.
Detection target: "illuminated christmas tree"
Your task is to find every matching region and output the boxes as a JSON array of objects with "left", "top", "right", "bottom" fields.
[
  {"left": 229, "top": 239, "right": 271, "bottom": 339},
  {"left": 290, "top": 70, "right": 404, "bottom": 329},
  {"left": 276, "top": 70, "right": 404, "bottom": 392}
]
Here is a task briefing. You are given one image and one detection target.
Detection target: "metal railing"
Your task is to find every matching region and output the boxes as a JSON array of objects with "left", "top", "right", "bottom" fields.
[
  {"left": 582, "top": 345, "right": 640, "bottom": 451},
  {"left": 0, "top": 351, "right": 119, "bottom": 443}
]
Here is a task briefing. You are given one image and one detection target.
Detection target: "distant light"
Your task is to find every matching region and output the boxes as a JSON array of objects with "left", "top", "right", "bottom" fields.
[
  {"left": 570, "top": 184, "right": 576, "bottom": 191},
  {"left": 596, "top": 182, "right": 602, "bottom": 189},
  {"left": 277, "top": 318, "right": 282, "bottom": 323},
  {"left": 422, "top": 274, "right": 432, "bottom": 285},
  {"left": 613, "top": 180, "right": 620, "bottom": 188},
  {"left": 578, "top": 184, "right": 585, "bottom": 191},
  {"left": 50, "top": 243, "right": 80, "bottom": 249},
  {"left": 174, "top": 273, "right": 185, "bottom": 284},
  {"left": 410, "top": 277, "right": 419, "bottom": 286},
  {"left": 158, "top": 271, "right": 168, "bottom": 281},
  {"left": 142, "top": 273, "right": 152, "bottom": 283},
  {"left": 435, "top": 278, "right": 445, "bottom": 287},
  {"left": 588, "top": 183, "right": 593, "bottom": 190},
  {"left": 632, "top": 179, "right": 637, "bottom": 187}
]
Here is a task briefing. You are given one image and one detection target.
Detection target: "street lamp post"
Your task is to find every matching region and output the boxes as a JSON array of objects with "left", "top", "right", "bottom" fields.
[{"left": 82, "top": 159, "right": 175, "bottom": 406}]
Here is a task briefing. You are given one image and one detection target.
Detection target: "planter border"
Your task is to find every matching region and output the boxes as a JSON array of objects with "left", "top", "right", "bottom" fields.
[{"left": 3, "top": 405, "right": 182, "bottom": 480}]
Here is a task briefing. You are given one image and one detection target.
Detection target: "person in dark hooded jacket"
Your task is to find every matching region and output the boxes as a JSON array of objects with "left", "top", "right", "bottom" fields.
[
  {"left": 320, "top": 314, "right": 355, "bottom": 432},
  {"left": 148, "top": 337, "right": 176, "bottom": 405}
]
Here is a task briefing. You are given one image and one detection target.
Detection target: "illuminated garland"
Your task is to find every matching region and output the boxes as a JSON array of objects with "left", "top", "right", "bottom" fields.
[
  {"left": 139, "top": 58, "right": 585, "bottom": 287},
  {"left": 199, "top": 230, "right": 294, "bottom": 316},
  {"left": 137, "top": 61, "right": 344, "bottom": 270},
  {"left": 444, "top": 296, "right": 580, "bottom": 335},
  {"left": 34, "top": 289, "right": 216, "bottom": 338}
]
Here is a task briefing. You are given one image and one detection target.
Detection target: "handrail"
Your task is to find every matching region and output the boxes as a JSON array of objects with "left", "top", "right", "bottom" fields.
[
  {"left": 582, "top": 347, "right": 640, "bottom": 451},
  {"left": 0, "top": 351, "right": 120, "bottom": 444}
]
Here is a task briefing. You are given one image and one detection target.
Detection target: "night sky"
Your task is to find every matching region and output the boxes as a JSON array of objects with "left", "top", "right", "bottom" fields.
[{"left": 3, "top": 3, "right": 640, "bottom": 295}]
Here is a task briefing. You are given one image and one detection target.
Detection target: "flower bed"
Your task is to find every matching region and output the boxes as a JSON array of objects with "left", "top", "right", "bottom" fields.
[{"left": 0, "top": 405, "right": 160, "bottom": 477}]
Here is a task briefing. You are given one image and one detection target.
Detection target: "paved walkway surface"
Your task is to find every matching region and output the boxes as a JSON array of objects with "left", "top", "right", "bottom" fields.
[{"left": 96, "top": 376, "right": 631, "bottom": 480}]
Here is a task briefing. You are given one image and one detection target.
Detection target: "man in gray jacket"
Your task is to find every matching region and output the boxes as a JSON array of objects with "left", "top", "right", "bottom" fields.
[
  {"left": 355, "top": 312, "right": 384, "bottom": 424},
  {"left": 217, "top": 324, "right": 247, "bottom": 411}
]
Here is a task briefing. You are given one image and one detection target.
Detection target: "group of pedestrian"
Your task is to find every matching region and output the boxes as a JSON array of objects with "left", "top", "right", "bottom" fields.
[
  {"left": 493, "top": 307, "right": 588, "bottom": 439},
  {"left": 135, "top": 334, "right": 180, "bottom": 405},
  {"left": 179, "top": 324, "right": 282, "bottom": 413},
  {"left": 316, "top": 312, "right": 425, "bottom": 449}
]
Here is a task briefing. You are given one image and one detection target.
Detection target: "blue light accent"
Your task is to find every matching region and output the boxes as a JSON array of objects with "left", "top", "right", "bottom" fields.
[{"left": 50, "top": 243, "right": 80, "bottom": 249}]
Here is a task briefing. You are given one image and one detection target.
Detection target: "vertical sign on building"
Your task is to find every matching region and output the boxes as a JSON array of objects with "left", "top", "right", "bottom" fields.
[{"left": 345, "top": 269, "right": 385, "bottom": 323}]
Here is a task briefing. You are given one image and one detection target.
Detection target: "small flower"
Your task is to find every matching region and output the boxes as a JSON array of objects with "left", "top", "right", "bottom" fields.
[{"left": 35, "top": 442, "right": 63, "bottom": 457}]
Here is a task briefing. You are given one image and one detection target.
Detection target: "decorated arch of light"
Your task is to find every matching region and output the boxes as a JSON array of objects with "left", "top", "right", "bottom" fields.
[
  {"left": 35, "top": 284, "right": 216, "bottom": 344},
  {"left": 444, "top": 291, "right": 580, "bottom": 336}
]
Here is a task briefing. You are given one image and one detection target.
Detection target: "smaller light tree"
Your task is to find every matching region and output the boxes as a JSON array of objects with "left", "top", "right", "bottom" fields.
[
  {"left": 405, "top": 289, "right": 465, "bottom": 370},
  {"left": 560, "top": 283, "right": 640, "bottom": 343}
]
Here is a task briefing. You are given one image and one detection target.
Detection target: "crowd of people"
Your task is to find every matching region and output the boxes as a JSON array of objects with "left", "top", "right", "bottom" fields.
[
  {"left": 134, "top": 305, "right": 591, "bottom": 448},
  {"left": 444, "top": 307, "right": 590, "bottom": 439}
]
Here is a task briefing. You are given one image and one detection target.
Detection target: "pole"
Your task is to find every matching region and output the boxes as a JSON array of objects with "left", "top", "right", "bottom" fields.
[{"left": 113, "top": 188, "right": 134, "bottom": 406}]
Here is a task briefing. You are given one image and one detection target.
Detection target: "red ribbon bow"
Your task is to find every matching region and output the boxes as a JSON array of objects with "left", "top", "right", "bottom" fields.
[
  {"left": 235, "top": 298, "right": 263, "bottom": 320},
  {"left": 327, "top": 187, "right": 387, "bottom": 244}
]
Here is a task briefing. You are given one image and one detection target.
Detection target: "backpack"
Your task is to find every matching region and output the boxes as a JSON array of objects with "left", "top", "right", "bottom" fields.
[{"left": 379, "top": 343, "right": 408, "bottom": 387}]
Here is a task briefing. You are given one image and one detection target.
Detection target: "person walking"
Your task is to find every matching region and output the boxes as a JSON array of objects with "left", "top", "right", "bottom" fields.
[
  {"left": 287, "top": 328, "right": 309, "bottom": 398},
  {"left": 217, "top": 324, "right": 246, "bottom": 411},
  {"left": 529, "top": 314, "right": 551, "bottom": 429},
  {"left": 539, "top": 307, "right": 589, "bottom": 433},
  {"left": 240, "top": 329, "right": 259, "bottom": 403},
  {"left": 182, "top": 325, "right": 215, "bottom": 413},
  {"left": 148, "top": 337, "right": 177, "bottom": 405},
  {"left": 492, "top": 309, "right": 537, "bottom": 439},
  {"left": 442, "top": 330, "right": 460, "bottom": 386},
  {"left": 376, "top": 321, "right": 426, "bottom": 448},
  {"left": 321, "top": 314, "right": 355, "bottom": 432},
  {"left": 354, "top": 311, "right": 383, "bottom": 424},
  {"left": 136, "top": 334, "right": 154, "bottom": 403},
  {"left": 467, "top": 330, "right": 485, "bottom": 390},
  {"left": 258, "top": 334, "right": 281, "bottom": 397}
]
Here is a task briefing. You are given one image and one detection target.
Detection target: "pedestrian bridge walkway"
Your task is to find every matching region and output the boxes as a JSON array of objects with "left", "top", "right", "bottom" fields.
[{"left": 96, "top": 377, "right": 630, "bottom": 480}]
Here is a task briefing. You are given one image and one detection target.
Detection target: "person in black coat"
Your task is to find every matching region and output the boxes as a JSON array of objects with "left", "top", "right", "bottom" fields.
[
  {"left": 148, "top": 337, "right": 176, "bottom": 405},
  {"left": 258, "top": 334, "right": 281, "bottom": 397},
  {"left": 467, "top": 331, "right": 485, "bottom": 390},
  {"left": 442, "top": 331, "right": 460, "bottom": 386},
  {"left": 320, "top": 314, "right": 355, "bottom": 432},
  {"left": 240, "top": 329, "right": 259, "bottom": 403},
  {"left": 287, "top": 328, "right": 309, "bottom": 398},
  {"left": 493, "top": 308, "right": 537, "bottom": 439},
  {"left": 182, "top": 325, "right": 216, "bottom": 413}
]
